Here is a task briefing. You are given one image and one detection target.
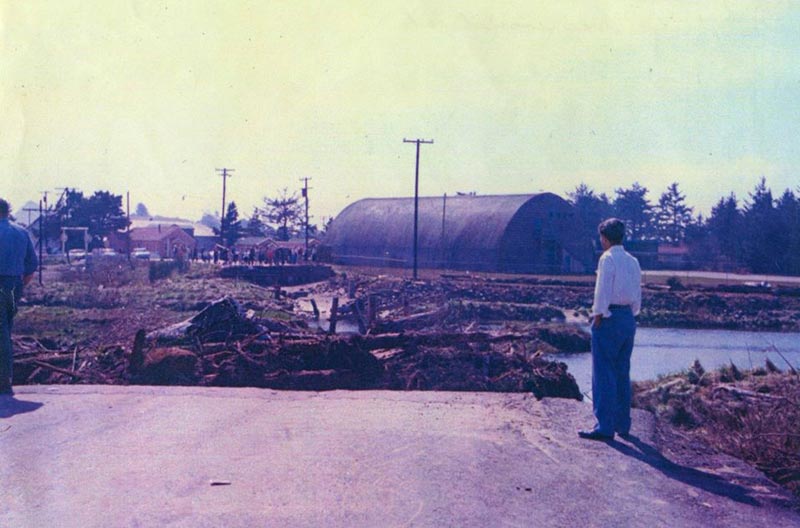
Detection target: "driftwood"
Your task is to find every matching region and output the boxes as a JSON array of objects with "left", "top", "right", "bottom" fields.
[
  {"left": 15, "top": 354, "right": 73, "bottom": 366},
  {"left": 31, "top": 360, "right": 85, "bottom": 379},
  {"left": 713, "top": 385, "right": 788, "bottom": 402}
]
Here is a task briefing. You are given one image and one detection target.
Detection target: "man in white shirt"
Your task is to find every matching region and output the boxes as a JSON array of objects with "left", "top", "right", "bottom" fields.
[{"left": 579, "top": 218, "right": 642, "bottom": 441}]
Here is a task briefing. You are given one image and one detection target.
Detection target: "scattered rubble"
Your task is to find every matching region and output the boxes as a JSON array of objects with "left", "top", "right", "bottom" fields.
[
  {"left": 12, "top": 264, "right": 800, "bottom": 399},
  {"left": 12, "top": 265, "right": 589, "bottom": 399}
]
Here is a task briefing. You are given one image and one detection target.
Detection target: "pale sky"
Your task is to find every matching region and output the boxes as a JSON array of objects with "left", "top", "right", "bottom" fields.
[{"left": 2, "top": 1, "right": 799, "bottom": 225}]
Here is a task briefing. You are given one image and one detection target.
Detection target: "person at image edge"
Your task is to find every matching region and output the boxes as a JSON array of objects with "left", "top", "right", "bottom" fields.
[{"left": 0, "top": 198, "right": 38, "bottom": 396}]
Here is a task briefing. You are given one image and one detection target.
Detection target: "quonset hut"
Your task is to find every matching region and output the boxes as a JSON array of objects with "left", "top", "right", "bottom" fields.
[{"left": 324, "top": 193, "right": 592, "bottom": 274}]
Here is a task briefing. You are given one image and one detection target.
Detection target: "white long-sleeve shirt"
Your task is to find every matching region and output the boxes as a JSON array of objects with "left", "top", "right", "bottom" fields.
[{"left": 591, "top": 245, "right": 642, "bottom": 318}]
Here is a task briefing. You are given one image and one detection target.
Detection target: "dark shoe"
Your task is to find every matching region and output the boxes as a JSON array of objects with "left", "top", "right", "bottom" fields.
[
  {"left": 0, "top": 386, "right": 13, "bottom": 396},
  {"left": 578, "top": 429, "right": 614, "bottom": 441}
]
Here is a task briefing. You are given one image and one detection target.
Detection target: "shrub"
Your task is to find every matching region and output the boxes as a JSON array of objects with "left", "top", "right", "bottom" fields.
[
  {"left": 666, "top": 276, "right": 684, "bottom": 291},
  {"left": 149, "top": 260, "right": 179, "bottom": 282}
]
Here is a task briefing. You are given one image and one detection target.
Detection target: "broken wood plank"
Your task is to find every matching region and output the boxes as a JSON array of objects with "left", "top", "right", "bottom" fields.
[{"left": 31, "top": 360, "right": 85, "bottom": 379}]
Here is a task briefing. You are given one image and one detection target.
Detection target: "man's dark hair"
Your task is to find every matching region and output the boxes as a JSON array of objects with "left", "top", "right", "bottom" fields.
[
  {"left": 0, "top": 198, "right": 9, "bottom": 217},
  {"left": 598, "top": 218, "right": 625, "bottom": 245}
]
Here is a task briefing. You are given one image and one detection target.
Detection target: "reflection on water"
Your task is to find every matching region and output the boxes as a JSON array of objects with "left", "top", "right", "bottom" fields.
[{"left": 552, "top": 326, "right": 800, "bottom": 395}]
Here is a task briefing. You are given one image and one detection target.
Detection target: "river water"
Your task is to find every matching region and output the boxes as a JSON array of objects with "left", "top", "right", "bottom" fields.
[{"left": 552, "top": 326, "right": 800, "bottom": 396}]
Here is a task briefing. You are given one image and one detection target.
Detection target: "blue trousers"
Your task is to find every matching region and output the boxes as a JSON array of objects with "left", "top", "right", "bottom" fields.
[
  {"left": 0, "top": 276, "right": 21, "bottom": 386},
  {"left": 590, "top": 306, "right": 636, "bottom": 436}
]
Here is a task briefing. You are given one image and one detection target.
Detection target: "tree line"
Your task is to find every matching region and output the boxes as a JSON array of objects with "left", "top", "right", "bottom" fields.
[
  {"left": 30, "top": 188, "right": 326, "bottom": 251},
  {"left": 569, "top": 178, "right": 800, "bottom": 275},
  {"left": 27, "top": 180, "right": 800, "bottom": 276},
  {"left": 218, "top": 188, "right": 329, "bottom": 246}
]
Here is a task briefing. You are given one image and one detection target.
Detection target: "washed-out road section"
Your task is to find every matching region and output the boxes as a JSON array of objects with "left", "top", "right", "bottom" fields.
[{"left": 1, "top": 386, "right": 797, "bottom": 527}]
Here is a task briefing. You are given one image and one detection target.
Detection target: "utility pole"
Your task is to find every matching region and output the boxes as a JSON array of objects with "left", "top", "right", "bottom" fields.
[
  {"left": 126, "top": 191, "right": 131, "bottom": 259},
  {"left": 441, "top": 193, "right": 447, "bottom": 266},
  {"left": 216, "top": 168, "right": 234, "bottom": 244},
  {"left": 403, "top": 138, "right": 433, "bottom": 279},
  {"left": 38, "top": 199, "right": 44, "bottom": 285},
  {"left": 299, "top": 177, "right": 312, "bottom": 257}
]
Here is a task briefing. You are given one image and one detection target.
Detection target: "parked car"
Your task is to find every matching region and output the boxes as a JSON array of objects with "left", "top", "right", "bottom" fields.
[{"left": 131, "top": 248, "right": 151, "bottom": 260}]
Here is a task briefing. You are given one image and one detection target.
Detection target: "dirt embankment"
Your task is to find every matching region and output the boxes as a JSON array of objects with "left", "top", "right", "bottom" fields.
[{"left": 633, "top": 362, "right": 800, "bottom": 499}]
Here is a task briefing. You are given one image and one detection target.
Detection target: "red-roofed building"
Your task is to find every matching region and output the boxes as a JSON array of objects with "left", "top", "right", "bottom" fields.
[{"left": 109, "top": 225, "right": 196, "bottom": 259}]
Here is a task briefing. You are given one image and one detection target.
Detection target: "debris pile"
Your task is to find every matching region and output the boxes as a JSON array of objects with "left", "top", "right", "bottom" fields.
[{"left": 13, "top": 295, "right": 583, "bottom": 400}]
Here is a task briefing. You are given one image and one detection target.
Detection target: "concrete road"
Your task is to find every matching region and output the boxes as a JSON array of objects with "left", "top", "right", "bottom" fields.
[{"left": 1, "top": 386, "right": 797, "bottom": 528}]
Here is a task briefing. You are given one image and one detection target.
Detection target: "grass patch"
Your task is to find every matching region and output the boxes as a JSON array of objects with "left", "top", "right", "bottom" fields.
[{"left": 634, "top": 361, "right": 800, "bottom": 498}]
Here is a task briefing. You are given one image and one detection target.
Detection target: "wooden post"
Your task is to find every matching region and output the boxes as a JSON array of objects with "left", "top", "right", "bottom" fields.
[
  {"left": 367, "top": 294, "right": 378, "bottom": 327},
  {"left": 328, "top": 297, "right": 339, "bottom": 335},
  {"left": 348, "top": 279, "right": 356, "bottom": 299},
  {"left": 354, "top": 300, "right": 367, "bottom": 335},
  {"left": 309, "top": 298, "right": 320, "bottom": 320}
]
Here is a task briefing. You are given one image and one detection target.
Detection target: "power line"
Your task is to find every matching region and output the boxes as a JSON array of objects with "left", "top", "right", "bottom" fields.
[{"left": 403, "top": 138, "right": 434, "bottom": 280}]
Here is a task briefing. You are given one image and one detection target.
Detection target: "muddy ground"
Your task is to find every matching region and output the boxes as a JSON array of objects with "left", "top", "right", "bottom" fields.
[
  {"left": 13, "top": 261, "right": 800, "bottom": 394},
  {"left": 12, "top": 260, "right": 593, "bottom": 398}
]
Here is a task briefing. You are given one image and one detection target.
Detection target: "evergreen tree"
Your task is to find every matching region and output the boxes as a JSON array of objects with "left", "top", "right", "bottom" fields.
[
  {"left": 741, "top": 178, "right": 783, "bottom": 273},
  {"left": 684, "top": 214, "right": 713, "bottom": 268},
  {"left": 220, "top": 201, "right": 243, "bottom": 246},
  {"left": 776, "top": 188, "right": 800, "bottom": 275},
  {"left": 613, "top": 182, "right": 654, "bottom": 240},
  {"left": 567, "top": 183, "right": 614, "bottom": 256},
  {"left": 655, "top": 182, "right": 693, "bottom": 243},
  {"left": 707, "top": 193, "right": 743, "bottom": 268}
]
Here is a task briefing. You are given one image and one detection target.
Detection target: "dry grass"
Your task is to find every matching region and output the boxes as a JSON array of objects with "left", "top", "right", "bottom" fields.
[{"left": 633, "top": 362, "right": 800, "bottom": 497}]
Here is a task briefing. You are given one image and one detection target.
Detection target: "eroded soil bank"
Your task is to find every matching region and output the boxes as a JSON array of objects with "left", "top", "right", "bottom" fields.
[{"left": 633, "top": 363, "right": 800, "bottom": 499}]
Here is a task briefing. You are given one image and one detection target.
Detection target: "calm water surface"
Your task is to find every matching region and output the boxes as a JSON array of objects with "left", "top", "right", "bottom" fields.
[{"left": 552, "top": 326, "right": 800, "bottom": 395}]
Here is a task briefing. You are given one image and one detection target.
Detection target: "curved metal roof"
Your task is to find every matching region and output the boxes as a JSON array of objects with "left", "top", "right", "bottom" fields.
[
  {"left": 327, "top": 193, "right": 567, "bottom": 250},
  {"left": 324, "top": 193, "right": 591, "bottom": 272}
]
